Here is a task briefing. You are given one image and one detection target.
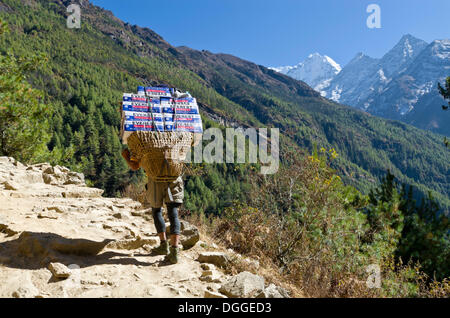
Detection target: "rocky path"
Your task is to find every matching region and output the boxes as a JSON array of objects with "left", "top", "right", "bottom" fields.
[{"left": 0, "top": 157, "right": 288, "bottom": 298}]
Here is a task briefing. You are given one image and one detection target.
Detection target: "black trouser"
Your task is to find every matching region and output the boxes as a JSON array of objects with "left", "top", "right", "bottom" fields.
[{"left": 152, "top": 203, "right": 181, "bottom": 236}]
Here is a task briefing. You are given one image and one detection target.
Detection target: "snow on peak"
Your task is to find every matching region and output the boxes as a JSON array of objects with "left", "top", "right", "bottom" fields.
[{"left": 270, "top": 53, "right": 341, "bottom": 94}]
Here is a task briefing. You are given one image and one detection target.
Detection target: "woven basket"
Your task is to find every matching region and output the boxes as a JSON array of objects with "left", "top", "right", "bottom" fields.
[{"left": 127, "top": 131, "right": 193, "bottom": 182}]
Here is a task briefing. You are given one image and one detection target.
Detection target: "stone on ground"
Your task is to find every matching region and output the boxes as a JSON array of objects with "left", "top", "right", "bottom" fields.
[{"left": 219, "top": 271, "right": 265, "bottom": 298}]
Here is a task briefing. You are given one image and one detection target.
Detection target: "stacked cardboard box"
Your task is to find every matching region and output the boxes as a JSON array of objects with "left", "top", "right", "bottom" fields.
[{"left": 120, "top": 86, "right": 203, "bottom": 144}]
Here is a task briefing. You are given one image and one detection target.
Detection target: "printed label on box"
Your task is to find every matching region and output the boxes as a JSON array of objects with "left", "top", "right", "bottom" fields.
[
  {"left": 160, "top": 97, "right": 173, "bottom": 104},
  {"left": 152, "top": 113, "right": 164, "bottom": 122},
  {"left": 123, "top": 93, "right": 147, "bottom": 102},
  {"left": 174, "top": 97, "right": 196, "bottom": 105},
  {"left": 175, "top": 114, "right": 202, "bottom": 123},
  {"left": 145, "top": 87, "right": 172, "bottom": 98},
  {"left": 123, "top": 111, "right": 152, "bottom": 121},
  {"left": 122, "top": 101, "right": 150, "bottom": 112},
  {"left": 175, "top": 123, "right": 203, "bottom": 133},
  {"left": 174, "top": 105, "right": 199, "bottom": 114},
  {"left": 163, "top": 106, "right": 175, "bottom": 114},
  {"left": 124, "top": 121, "right": 164, "bottom": 132}
]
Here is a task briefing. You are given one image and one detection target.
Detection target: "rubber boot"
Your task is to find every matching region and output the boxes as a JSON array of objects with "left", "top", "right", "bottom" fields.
[
  {"left": 152, "top": 240, "right": 169, "bottom": 255},
  {"left": 164, "top": 246, "right": 179, "bottom": 264}
]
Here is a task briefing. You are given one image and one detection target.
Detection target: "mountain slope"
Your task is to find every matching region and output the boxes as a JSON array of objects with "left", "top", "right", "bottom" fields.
[{"left": 0, "top": 0, "right": 449, "bottom": 209}]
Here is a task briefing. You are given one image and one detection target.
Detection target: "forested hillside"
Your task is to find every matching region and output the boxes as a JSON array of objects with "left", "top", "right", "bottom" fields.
[
  {"left": 0, "top": 0, "right": 449, "bottom": 211},
  {"left": 1, "top": 0, "right": 449, "bottom": 296}
]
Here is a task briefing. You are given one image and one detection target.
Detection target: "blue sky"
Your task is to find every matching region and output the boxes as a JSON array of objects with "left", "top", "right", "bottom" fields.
[{"left": 90, "top": 0, "right": 450, "bottom": 67}]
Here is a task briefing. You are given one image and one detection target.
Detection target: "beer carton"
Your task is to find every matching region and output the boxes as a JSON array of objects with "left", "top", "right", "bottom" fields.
[
  {"left": 124, "top": 121, "right": 164, "bottom": 132},
  {"left": 175, "top": 122, "right": 203, "bottom": 133},
  {"left": 123, "top": 93, "right": 147, "bottom": 103},
  {"left": 145, "top": 87, "right": 172, "bottom": 98},
  {"left": 152, "top": 113, "right": 164, "bottom": 123},
  {"left": 122, "top": 101, "right": 150, "bottom": 112},
  {"left": 174, "top": 114, "right": 202, "bottom": 123},
  {"left": 124, "top": 121, "right": 153, "bottom": 132},
  {"left": 123, "top": 111, "right": 152, "bottom": 121}
]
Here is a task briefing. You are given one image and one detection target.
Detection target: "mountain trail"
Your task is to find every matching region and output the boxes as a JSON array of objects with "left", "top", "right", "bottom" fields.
[{"left": 0, "top": 156, "right": 288, "bottom": 298}]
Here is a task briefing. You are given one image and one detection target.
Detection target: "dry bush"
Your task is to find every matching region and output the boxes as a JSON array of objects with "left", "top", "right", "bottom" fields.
[
  {"left": 121, "top": 181, "right": 146, "bottom": 202},
  {"left": 192, "top": 149, "right": 448, "bottom": 298}
]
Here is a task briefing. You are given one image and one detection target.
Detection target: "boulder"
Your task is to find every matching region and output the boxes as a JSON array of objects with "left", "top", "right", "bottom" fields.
[
  {"left": 166, "top": 220, "right": 200, "bottom": 249},
  {"left": 219, "top": 271, "right": 265, "bottom": 298},
  {"left": 179, "top": 220, "right": 200, "bottom": 249},
  {"left": 48, "top": 262, "right": 71, "bottom": 279},
  {"left": 197, "top": 252, "right": 229, "bottom": 268},
  {"left": 256, "top": 284, "right": 290, "bottom": 298}
]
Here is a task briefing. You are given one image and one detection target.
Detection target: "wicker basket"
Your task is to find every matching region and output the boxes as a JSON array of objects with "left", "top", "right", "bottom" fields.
[{"left": 127, "top": 131, "right": 193, "bottom": 182}]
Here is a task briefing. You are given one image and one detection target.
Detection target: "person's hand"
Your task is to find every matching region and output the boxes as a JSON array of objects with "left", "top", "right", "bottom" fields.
[
  {"left": 121, "top": 148, "right": 131, "bottom": 161},
  {"left": 122, "top": 148, "right": 140, "bottom": 171}
]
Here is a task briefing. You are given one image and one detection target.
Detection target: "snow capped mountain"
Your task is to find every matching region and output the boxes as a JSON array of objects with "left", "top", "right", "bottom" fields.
[
  {"left": 270, "top": 53, "right": 341, "bottom": 96},
  {"left": 324, "top": 34, "right": 429, "bottom": 108},
  {"left": 269, "top": 35, "right": 450, "bottom": 135},
  {"left": 367, "top": 39, "right": 450, "bottom": 134},
  {"left": 378, "top": 34, "right": 429, "bottom": 77},
  {"left": 324, "top": 52, "right": 380, "bottom": 105}
]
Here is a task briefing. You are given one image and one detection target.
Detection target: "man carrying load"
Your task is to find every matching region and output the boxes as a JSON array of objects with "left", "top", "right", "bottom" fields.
[
  {"left": 121, "top": 148, "right": 183, "bottom": 264},
  {"left": 120, "top": 85, "right": 202, "bottom": 265}
]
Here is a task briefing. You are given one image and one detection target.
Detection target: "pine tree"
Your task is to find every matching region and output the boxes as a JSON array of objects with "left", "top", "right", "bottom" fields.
[{"left": 0, "top": 19, "right": 52, "bottom": 162}]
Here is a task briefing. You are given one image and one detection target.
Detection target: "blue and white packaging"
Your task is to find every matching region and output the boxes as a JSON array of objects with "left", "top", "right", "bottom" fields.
[
  {"left": 174, "top": 114, "right": 202, "bottom": 123},
  {"left": 164, "top": 124, "right": 175, "bottom": 132},
  {"left": 124, "top": 121, "right": 153, "bottom": 132},
  {"left": 162, "top": 107, "right": 175, "bottom": 114},
  {"left": 122, "top": 101, "right": 150, "bottom": 112},
  {"left": 152, "top": 113, "right": 164, "bottom": 123},
  {"left": 123, "top": 111, "right": 152, "bottom": 122},
  {"left": 137, "top": 86, "right": 146, "bottom": 95},
  {"left": 164, "top": 114, "right": 174, "bottom": 122},
  {"left": 174, "top": 97, "right": 199, "bottom": 114},
  {"left": 174, "top": 97, "right": 196, "bottom": 106},
  {"left": 148, "top": 99, "right": 162, "bottom": 114},
  {"left": 145, "top": 87, "right": 172, "bottom": 98},
  {"left": 123, "top": 93, "right": 147, "bottom": 103},
  {"left": 160, "top": 97, "right": 173, "bottom": 104},
  {"left": 121, "top": 86, "right": 203, "bottom": 138},
  {"left": 174, "top": 105, "right": 199, "bottom": 115},
  {"left": 175, "top": 122, "right": 203, "bottom": 133},
  {"left": 124, "top": 121, "right": 164, "bottom": 132}
]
